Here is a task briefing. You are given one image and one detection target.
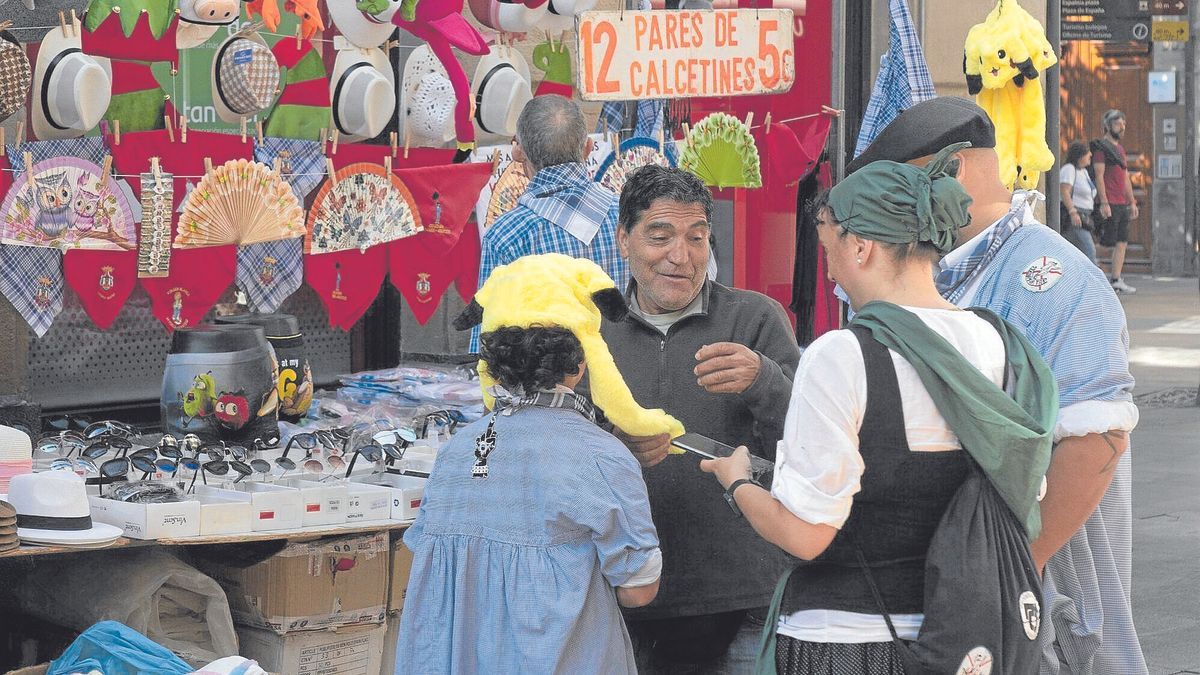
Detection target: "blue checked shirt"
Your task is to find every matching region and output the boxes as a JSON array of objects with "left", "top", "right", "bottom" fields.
[
  {"left": 854, "top": 0, "right": 936, "bottom": 156},
  {"left": 470, "top": 163, "right": 629, "bottom": 352}
]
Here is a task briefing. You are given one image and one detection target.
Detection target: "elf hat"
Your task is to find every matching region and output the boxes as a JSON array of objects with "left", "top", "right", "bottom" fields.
[
  {"left": 400, "top": 44, "right": 456, "bottom": 146},
  {"left": 471, "top": 47, "right": 532, "bottom": 137},
  {"left": 327, "top": 0, "right": 403, "bottom": 49},
  {"left": 31, "top": 16, "right": 113, "bottom": 140},
  {"left": 0, "top": 29, "right": 32, "bottom": 123},
  {"left": 454, "top": 253, "right": 685, "bottom": 439},
  {"left": 211, "top": 27, "right": 280, "bottom": 123},
  {"left": 329, "top": 43, "right": 396, "bottom": 142}
]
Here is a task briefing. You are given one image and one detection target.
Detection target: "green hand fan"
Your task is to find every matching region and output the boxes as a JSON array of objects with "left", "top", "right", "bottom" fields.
[{"left": 679, "top": 113, "right": 762, "bottom": 189}]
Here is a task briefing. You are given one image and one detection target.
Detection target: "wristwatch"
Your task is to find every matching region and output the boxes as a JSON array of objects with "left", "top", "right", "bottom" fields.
[{"left": 723, "top": 478, "right": 758, "bottom": 517}]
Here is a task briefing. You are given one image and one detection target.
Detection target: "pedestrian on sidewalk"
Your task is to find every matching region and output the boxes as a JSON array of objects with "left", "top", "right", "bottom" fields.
[
  {"left": 848, "top": 97, "right": 1144, "bottom": 675},
  {"left": 1091, "top": 109, "right": 1138, "bottom": 294},
  {"left": 1059, "top": 140, "right": 1098, "bottom": 264}
]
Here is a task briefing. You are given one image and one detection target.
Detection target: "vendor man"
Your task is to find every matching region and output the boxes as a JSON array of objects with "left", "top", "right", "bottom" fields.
[
  {"left": 848, "top": 97, "right": 1143, "bottom": 675},
  {"left": 599, "top": 165, "right": 801, "bottom": 673}
]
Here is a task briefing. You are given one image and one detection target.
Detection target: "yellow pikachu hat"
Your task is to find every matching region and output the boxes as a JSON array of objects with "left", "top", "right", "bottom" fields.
[{"left": 454, "top": 253, "right": 685, "bottom": 440}]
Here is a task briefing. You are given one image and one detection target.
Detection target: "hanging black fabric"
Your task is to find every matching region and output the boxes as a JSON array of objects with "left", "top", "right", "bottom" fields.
[{"left": 789, "top": 168, "right": 823, "bottom": 345}]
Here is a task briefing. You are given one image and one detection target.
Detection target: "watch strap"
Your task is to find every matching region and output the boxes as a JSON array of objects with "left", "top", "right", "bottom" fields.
[{"left": 724, "top": 478, "right": 758, "bottom": 517}]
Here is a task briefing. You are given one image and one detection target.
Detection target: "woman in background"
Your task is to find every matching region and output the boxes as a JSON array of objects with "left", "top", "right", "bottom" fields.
[{"left": 1059, "top": 140, "right": 1099, "bottom": 264}]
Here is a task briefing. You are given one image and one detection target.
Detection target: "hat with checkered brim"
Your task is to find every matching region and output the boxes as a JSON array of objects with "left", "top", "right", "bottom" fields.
[
  {"left": 211, "top": 26, "right": 280, "bottom": 124},
  {"left": 0, "top": 29, "right": 31, "bottom": 123}
]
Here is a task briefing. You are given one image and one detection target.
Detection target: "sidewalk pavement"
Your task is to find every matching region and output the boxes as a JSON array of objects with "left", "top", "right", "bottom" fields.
[{"left": 1117, "top": 274, "right": 1200, "bottom": 675}]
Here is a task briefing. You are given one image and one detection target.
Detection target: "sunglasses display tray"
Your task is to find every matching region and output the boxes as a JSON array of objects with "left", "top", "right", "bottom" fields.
[
  {"left": 357, "top": 474, "right": 428, "bottom": 522},
  {"left": 89, "top": 494, "right": 202, "bottom": 540},
  {"left": 273, "top": 477, "right": 350, "bottom": 528},
  {"left": 196, "top": 484, "right": 305, "bottom": 532}
]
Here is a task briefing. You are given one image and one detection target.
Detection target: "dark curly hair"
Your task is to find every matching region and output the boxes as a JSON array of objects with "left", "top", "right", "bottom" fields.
[{"left": 479, "top": 326, "right": 585, "bottom": 394}]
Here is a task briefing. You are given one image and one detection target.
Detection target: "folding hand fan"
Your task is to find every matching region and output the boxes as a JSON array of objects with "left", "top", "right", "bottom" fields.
[
  {"left": 679, "top": 113, "right": 763, "bottom": 189},
  {"left": 306, "top": 163, "right": 423, "bottom": 254},
  {"left": 175, "top": 159, "right": 305, "bottom": 248},
  {"left": 483, "top": 161, "right": 529, "bottom": 232},
  {"left": 0, "top": 157, "right": 137, "bottom": 251},
  {"left": 594, "top": 137, "right": 678, "bottom": 195}
]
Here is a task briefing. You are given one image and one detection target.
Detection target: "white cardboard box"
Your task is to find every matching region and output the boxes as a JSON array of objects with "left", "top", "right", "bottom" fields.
[
  {"left": 344, "top": 482, "right": 392, "bottom": 524},
  {"left": 88, "top": 494, "right": 201, "bottom": 539},
  {"left": 195, "top": 494, "right": 254, "bottom": 535},
  {"left": 196, "top": 483, "right": 304, "bottom": 531},
  {"left": 236, "top": 622, "right": 386, "bottom": 675},
  {"left": 275, "top": 477, "right": 349, "bottom": 527},
  {"left": 361, "top": 474, "right": 427, "bottom": 521}
]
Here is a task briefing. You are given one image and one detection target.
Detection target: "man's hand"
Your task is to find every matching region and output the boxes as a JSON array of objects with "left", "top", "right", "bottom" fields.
[
  {"left": 614, "top": 430, "right": 672, "bottom": 468},
  {"left": 1099, "top": 202, "right": 1112, "bottom": 219},
  {"left": 1130, "top": 202, "right": 1140, "bottom": 220},
  {"left": 694, "top": 343, "right": 761, "bottom": 394}
]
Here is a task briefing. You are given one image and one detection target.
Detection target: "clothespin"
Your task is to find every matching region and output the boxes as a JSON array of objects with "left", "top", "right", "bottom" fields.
[
  {"left": 180, "top": 115, "right": 188, "bottom": 143},
  {"left": 658, "top": 127, "right": 664, "bottom": 153},
  {"left": 744, "top": 112, "right": 754, "bottom": 130},
  {"left": 59, "top": 11, "right": 69, "bottom": 38},
  {"left": 319, "top": 127, "right": 327, "bottom": 149},
  {"left": 682, "top": 122, "right": 691, "bottom": 147},
  {"left": 403, "top": 128, "right": 410, "bottom": 159},
  {"left": 389, "top": 132, "right": 398, "bottom": 158},
  {"left": 165, "top": 115, "right": 176, "bottom": 142},
  {"left": 490, "top": 149, "right": 500, "bottom": 172},
  {"left": 545, "top": 30, "right": 552, "bottom": 50},
  {"left": 69, "top": 9, "right": 79, "bottom": 37},
  {"left": 384, "top": 155, "right": 392, "bottom": 174},
  {"left": 764, "top": 111, "right": 772, "bottom": 132},
  {"left": 295, "top": 24, "right": 302, "bottom": 49},
  {"left": 151, "top": 157, "right": 164, "bottom": 190},
  {"left": 0, "top": 127, "right": 5, "bottom": 156},
  {"left": 272, "top": 158, "right": 281, "bottom": 175},
  {"left": 113, "top": 119, "right": 121, "bottom": 145},
  {"left": 559, "top": 32, "right": 567, "bottom": 53},
  {"left": 326, "top": 158, "right": 338, "bottom": 185},
  {"left": 203, "top": 157, "right": 213, "bottom": 173},
  {"left": 100, "top": 155, "right": 112, "bottom": 183},
  {"left": 331, "top": 128, "right": 339, "bottom": 154},
  {"left": 240, "top": 118, "right": 247, "bottom": 143},
  {"left": 15, "top": 120, "right": 23, "bottom": 147},
  {"left": 23, "top": 151, "right": 35, "bottom": 183},
  {"left": 256, "top": 121, "right": 265, "bottom": 144}
]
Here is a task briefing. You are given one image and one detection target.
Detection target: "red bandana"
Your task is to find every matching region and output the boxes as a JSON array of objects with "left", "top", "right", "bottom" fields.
[
  {"left": 766, "top": 115, "right": 833, "bottom": 187},
  {"left": 305, "top": 246, "right": 387, "bottom": 330},
  {"left": 110, "top": 129, "right": 252, "bottom": 330},
  {"left": 453, "top": 218, "right": 482, "bottom": 303},
  {"left": 388, "top": 163, "right": 491, "bottom": 324},
  {"left": 63, "top": 249, "right": 138, "bottom": 329}
]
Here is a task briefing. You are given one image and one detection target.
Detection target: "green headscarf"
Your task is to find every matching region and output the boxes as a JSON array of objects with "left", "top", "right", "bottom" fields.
[{"left": 827, "top": 143, "right": 973, "bottom": 255}]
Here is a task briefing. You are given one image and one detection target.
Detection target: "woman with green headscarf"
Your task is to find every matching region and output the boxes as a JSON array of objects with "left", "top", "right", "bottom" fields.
[{"left": 700, "top": 145, "right": 1057, "bottom": 674}]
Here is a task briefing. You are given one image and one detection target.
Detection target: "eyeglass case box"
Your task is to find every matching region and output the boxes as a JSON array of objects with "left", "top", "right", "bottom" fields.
[
  {"left": 195, "top": 493, "right": 254, "bottom": 536},
  {"left": 200, "top": 532, "right": 389, "bottom": 635},
  {"left": 88, "top": 494, "right": 202, "bottom": 539},
  {"left": 195, "top": 483, "right": 304, "bottom": 531},
  {"left": 236, "top": 622, "right": 386, "bottom": 675},
  {"left": 344, "top": 482, "right": 393, "bottom": 523},
  {"left": 274, "top": 477, "right": 349, "bottom": 527},
  {"left": 358, "top": 473, "right": 427, "bottom": 522}
]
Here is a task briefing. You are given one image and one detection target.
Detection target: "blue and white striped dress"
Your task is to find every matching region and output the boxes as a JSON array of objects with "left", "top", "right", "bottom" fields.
[{"left": 942, "top": 216, "right": 1145, "bottom": 675}]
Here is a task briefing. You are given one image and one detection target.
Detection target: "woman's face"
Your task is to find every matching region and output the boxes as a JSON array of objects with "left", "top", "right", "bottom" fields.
[
  {"left": 816, "top": 209, "right": 854, "bottom": 286},
  {"left": 1079, "top": 150, "right": 1092, "bottom": 167}
]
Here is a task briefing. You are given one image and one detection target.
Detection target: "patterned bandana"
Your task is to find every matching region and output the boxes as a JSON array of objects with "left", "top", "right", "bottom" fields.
[
  {"left": 237, "top": 238, "right": 303, "bottom": 314},
  {"left": 305, "top": 246, "right": 387, "bottom": 330},
  {"left": 2, "top": 138, "right": 110, "bottom": 337},
  {"left": 253, "top": 137, "right": 326, "bottom": 203},
  {"left": 518, "top": 163, "right": 610, "bottom": 245},
  {"left": 63, "top": 248, "right": 138, "bottom": 329}
]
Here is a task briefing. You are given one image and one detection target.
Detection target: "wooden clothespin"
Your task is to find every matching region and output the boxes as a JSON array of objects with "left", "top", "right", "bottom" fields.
[
  {"left": 69, "top": 9, "right": 79, "bottom": 37},
  {"left": 764, "top": 111, "right": 772, "bottom": 132},
  {"left": 113, "top": 119, "right": 121, "bottom": 145},
  {"left": 0, "top": 127, "right": 5, "bottom": 156},
  {"left": 384, "top": 155, "right": 392, "bottom": 174},
  {"left": 490, "top": 149, "right": 500, "bottom": 172},
  {"left": 15, "top": 120, "right": 23, "bottom": 147},
  {"left": 100, "top": 155, "right": 112, "bottom": 183},
  {"left": 164, "top": 115, "right": 175, "bottom": 142},
  {"left": 59, "top": 11, "right": 69, "bottom": 38},
  {"left": 559, "top": 32, "right": 567, "bottom": 53},
  {"left": 179, "top": 115, "right": 188, "bottom": 143},
  {"left": 744, "top": 112, "right": 754, "bottom": 130},
  {"left": 23, "top": 151, "right": 35, "bottom": 183},
  {"left": 295, "top": 24, "right": 303, "bottom": 49},
  {"left": 318, "top": 127, "right": 327, "bottom": 149},
  {"left": 403, "top": 127, "right": 410, "bottom": 159},
  {"left": 240, "top": 118, "right": 247, "bottom": 143},
  {"left": 658, "top": 126, "right": 665, "bottom": 153},
  {"left": 272, "top": 157, "right": 282, "bottom": 175},
  {"left": 545, "top": 30, "right": 553, "bottom": 50},
  {"left": 151, "top": 157, "right": 164, "bottom": 190},
  {"left": 682, "top": 122, "right": 691, "bottom": 147},
  {"left": 255, "top": 121, "right": 265, "bottom": 144},
  {"left": 326, "top": 158, "right": 338, "bottom": 185},
  {"left": 331, "top": 129, "right": 339, "bottom": 154},
  {"left": 389, "top": 132, "right": 398, "bottom": 158},
  {"left": 203, "top": 157, "right": 213, "bottom": 173}
]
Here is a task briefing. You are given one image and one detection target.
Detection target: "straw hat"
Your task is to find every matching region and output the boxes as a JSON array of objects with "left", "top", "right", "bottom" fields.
[
  {"left": 400, "top": 44, "right": 455, "bottom": 146},
  {"left": 211, "top": 28, "right": 280, "bottom": 123},
  {"left": 8, "top": 471, "right": 122, "bottom": 546},
  {"left": 471, "top": 46, "right": 532, "bottom": 138},
  {"left": 327, "top": 0, "right": 404, "bottom": 49},
  {"left": 31, "top": 16, "right": 112, "bottom": 140},
  {"left": 329, "top": 43, "right": 396, "bottom": 142}
]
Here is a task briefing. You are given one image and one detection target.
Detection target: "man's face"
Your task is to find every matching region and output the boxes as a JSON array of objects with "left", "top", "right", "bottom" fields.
[
  {"left": 618, "top": 198, "right": 710, "bottom": 314},
  {"left": 1108, "top": 117, "right": 1125, "bottom": 139}
]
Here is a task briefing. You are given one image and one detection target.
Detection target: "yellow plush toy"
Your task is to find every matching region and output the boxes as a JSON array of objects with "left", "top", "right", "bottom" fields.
[
  {"left": 453, "top": 253, "right": 686, "bottom": 442},
  {"left": 964, "top": 0, "right": 1057, "bottom": 190}
]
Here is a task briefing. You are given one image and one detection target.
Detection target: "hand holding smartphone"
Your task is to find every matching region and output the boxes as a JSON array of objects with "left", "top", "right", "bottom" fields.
[{"left": 671, "top": 432, "right": 774, "bottom": 481}]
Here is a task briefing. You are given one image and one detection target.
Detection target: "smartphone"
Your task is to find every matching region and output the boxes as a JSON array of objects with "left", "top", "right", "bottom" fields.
[{"left": 671, "top": 432, "right": 774, "bottom": 478}]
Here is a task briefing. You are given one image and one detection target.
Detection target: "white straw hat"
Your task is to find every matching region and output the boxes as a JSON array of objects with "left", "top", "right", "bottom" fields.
[
  {"left": 327, "top": 0, "right": 404, "bottom": 49},
  {"left": 400, "top": 44, "right": 455, "bottom": 145},
  {"left": 329, "top": 43, "right": 396, "bottom": 142},
  {"left": 471, "top": 46, "right": 532, "bottom": 138},
  {"left": 31, "top": 16, "right": 112, "bottom": 140},
  {"left": 8, "top": 471, "right": 122, "bottom": 546}
]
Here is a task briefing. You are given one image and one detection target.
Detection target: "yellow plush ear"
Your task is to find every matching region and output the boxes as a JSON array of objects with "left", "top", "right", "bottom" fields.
[
  {"left": 978, "top": 86, "right": 1020, "bottom": 189},
  {"left": 577, "top": 331, "right": 685, "bottom": 440}
]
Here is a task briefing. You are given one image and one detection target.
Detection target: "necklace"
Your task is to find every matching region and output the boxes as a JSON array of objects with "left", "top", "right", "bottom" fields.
[{"left": 470, "top": 389, "right": 598, "bottom": 479}]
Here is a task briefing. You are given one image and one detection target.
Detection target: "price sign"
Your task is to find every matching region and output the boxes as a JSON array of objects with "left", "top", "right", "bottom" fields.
[{"left": 576, "top": 9, "right": 796, "bottom": 101}]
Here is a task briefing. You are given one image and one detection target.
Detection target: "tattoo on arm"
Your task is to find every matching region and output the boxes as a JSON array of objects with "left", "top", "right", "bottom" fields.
[{"left": 1099, "top": 430, "right": 1127, "bottom": 473}]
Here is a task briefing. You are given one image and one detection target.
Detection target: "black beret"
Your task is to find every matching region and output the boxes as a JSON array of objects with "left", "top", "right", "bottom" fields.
[{"left": 846, "top": 97, "right": 996, "bottom": 175}]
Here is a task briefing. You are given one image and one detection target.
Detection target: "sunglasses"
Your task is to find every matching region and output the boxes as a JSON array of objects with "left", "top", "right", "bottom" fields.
[
  {"left": 36, "top": 432, "right": 86, "bottom": 457},
  {"left": 281, "top": 433, "right": 318, "bottom": 459},
  {"left": 203, "top": 459, "right": 254, "bottom": 483},
  {"left": 81, "top": 437, "right": 134, "bottom": 461},
  {"left": 100, "top": 451, "right": 159, "bottom": 480},
  {"left": 302, "top": 453, "right": 347, "bottom": 477},
  {"left": 343, "top": 442, "right": 385, "bottom": 478},
  {"left": 46, "top": 414, "right": 91, "bottom": 433},
  {"left": 83, "top": 420, "right": 138, "bottom": 440},
  {"left": 50, "top": 457, "right": 98, "bottom": 476}
]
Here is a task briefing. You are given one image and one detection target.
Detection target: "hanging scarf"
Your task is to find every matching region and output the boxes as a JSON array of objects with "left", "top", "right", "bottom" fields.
[{"left": 851, "top": 302, "right": 1056, "bottom": 536}]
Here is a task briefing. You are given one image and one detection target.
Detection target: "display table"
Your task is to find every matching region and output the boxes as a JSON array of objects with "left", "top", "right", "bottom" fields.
[{"left": 0, "top": 519, "right": 414, "bottom": 559}]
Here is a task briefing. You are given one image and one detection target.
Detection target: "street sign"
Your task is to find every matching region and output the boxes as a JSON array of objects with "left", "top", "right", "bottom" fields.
[
  {"left": 1063, "top": 16, "right": 1152, "bottom": 40},
  {"left": 1062, "top": 0, "right": 1151, "bottom": 17},
  {"left": 1152, "top": 20, "right": 1189, "bottom": 41},
  {"left": 1149, "top": 0, "right": 1188, "bottom": 15}
]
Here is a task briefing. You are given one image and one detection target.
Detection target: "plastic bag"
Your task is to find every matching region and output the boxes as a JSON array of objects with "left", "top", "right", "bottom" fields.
[{"left": 48, "top": 620, "right": 192, "bottom": 675}]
